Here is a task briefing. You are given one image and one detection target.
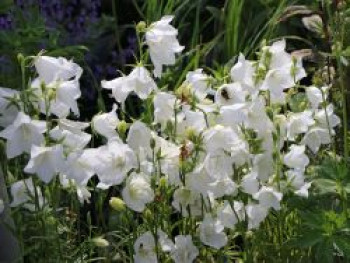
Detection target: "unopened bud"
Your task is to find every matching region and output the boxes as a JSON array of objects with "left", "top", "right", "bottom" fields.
[
  {"left": 136, "top": 21, "right": 147, "bottom": 32},
  {"left": 92, "top": 237, "right": 109, "bottom": 247},
  {"left": 109, "top": 197, "right": 126, "bottom": 212},
  {"left": 159, "top": 177, "right": 168, "bottom": 188},
  {"left": 117, "top": 120, "right": 128, "bottom": 137}
]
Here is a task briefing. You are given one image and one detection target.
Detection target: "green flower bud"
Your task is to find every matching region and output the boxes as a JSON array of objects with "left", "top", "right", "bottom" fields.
[
  {"left": 143, "top": 208, "right": 152, "bottom": 221},
  {"left": 136, "top": 21, "right": 147, "bottom": 32},
  {"left": 109, "top": 197, "right": 126, "bottom": 212},
  {"left": 92, "top": 237, "right": 109, "bottom": 247},
  {"left": 117, "top": 120, "right": 128, "bottom": 137},
  {"left": 159, "top": 176, "right": 168, "bottom": 188}
]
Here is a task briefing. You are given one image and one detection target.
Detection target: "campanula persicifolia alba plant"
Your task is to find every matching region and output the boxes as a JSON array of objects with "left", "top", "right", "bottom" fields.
[{"left": 0, "top": 14, "right": 342, "bottom": 262}]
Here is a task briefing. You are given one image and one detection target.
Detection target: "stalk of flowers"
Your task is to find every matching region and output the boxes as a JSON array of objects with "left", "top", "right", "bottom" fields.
[{"left": 0, "top": 14, "right": 341, "bottom": 262}]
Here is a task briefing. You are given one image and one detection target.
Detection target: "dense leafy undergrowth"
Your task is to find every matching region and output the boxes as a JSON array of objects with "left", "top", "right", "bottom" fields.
[{"left": 0, "top": 1, "right": 350, "bottom": 262}]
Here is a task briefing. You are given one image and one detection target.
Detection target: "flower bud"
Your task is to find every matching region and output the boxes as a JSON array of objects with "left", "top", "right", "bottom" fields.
[
  {"left": 109, "top": 197, "right": 126, "bottom": 212},
  {"left": 92, "top": 237, "right": 109, "bottom": 247},
  {"left": 143, "top": 208, "right": 152, "bottom": 221},
  {"left": 136, "top": 21, "right": 147, "bottom": 32},
  {"left": 117, "top": 120, "right": 128, "bottom": 137},
  {"left": 159, "top": 176, "right": 168, "bottom": 189}
]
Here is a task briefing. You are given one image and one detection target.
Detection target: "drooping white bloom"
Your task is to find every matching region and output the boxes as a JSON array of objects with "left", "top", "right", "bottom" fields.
[
  {"left": 301, "top": 127, "right": 331, "bottom": 153},
  {"left": 102, "top": 66, "right": 157, "bottom": 106},
  {"left": 286, "top": 110, "right": 315, "bottom": 140},
  {"left": 219, "top": 103, "right": 248, "bottom": 129},
  {"left": 122, "top": 172, "right": 154, "bottom": 212},
  {"left": 283, "top": 144, "right": 309, "bottom": 171},
  {"left": 253, "top": 186, "right": 283, "bottom": 210},
  {"left": 59, "top": 174, "right": 91, "bottom": 204},
  {"left": 172, "top": 187, "right": 202, "bottom": 217},
  {"left": 217, "top": 201, "right": 240, "bottom": 229},
  {"left": 62, "top": 150, "right": 95, "bottom": 185},
  {"left": 230, "top": 53, "right": 254, "bottom": 87},
  {"left": 0, "top": 199, "right": 4, "bottom": 214},
  {"left": 92, "top": 104, "right": 120, "bottom": 140},
  {"left": 133, "top": 231, "right": 157, "bottom": 263},
  {"left": 177, "top": 106, "right": 207, "bottom": 135},
  {"left": 0, "top": 87, "right": 20, "bottom": 127},
  {"left": 252, "top": 153, "right": 274, "bottom": 182},
  {"left": 215, "top": 83, "right": 247, "bottom": 106},
  {"left": 32, "top": 55, "right": 83, "bottom": 118},
  {"left": 10, "top": 178, "right": 45, "bottom": 210},
  {"left": 0, "top": 112, "right": 46, "bottom": 159},
  {"left": 246, "top": 203, "right": 268, "bottom": 229},
  {"left": 24, "top": 145, "right": 65, "bottom": 183},
  {"left": 50, "top": 118, "right": 91, "bottom": 151},
  {"left": 153, "top": 92, "right": 177, "bottom": 127},
  {"left": 306, "top": 86, "right": 323, "bottom": 109},
  {"left": 170, "top": 235, "right": 199, "bottom": 263},
  {"left": 314, "top": 104, "right": 340, "bottom": 129},
  {"left": 145, "top": 16, "right": 184, "bottom": 77},
  {"left": 186, "top": 69, "right": 210, "bottom": 101},
  {"left": 34, "top": 56, "right": 82, "bottom": 84},
  {"left": 260, "top": 68, "right": 294, "bottom": 103},
  {"left": 241, "top": 171, "right": 260, "bottom": 195},
  {"left": 199, "top": 214, "right": 228, "bottom": 249},
  {"left": 31, "top": 78, "right": 82, "bottom": 118},
  {"left": 127, "top": 121, "right": 153, "bottom": 155},
  {"left": 203, "top": 125, "right": 240, "bottom": 155},
  {"left": 93, "top": 140, "right": 137, "bottom": 188},
  {"left": 286, "top": 169, "right": 312, "bottom": 198},
  {"left": 245, "top": 97, "right": 273, "bottom": 135}
]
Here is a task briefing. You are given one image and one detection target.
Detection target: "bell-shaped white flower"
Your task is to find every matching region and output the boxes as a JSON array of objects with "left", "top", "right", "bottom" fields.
[
  {"left": 286, "top": 110, "right": 315, "bottom": 140},
  {"left": 170, "top": 235, "right": 199, "bottom": 263},
  {"left": 122, "top": 172, "right": 154, "bottom": 212},
  {"left": 50, "top": 118, "right": 91, "bottom": 151},
  {"left": 24, "top": 144, "right": 65, "bottom": 183},
  {"left": 283, "top": 144, "right": 309, "bottom": 171},
  {"left": 302, "top": 127, "right": 331, "bottom": 153},
  {"left": 286, "top": 169, "right": 312, "bottom": 198},
  {"left": 230, "top": 53, "right": 254, "bottom": 87},
  {"left": 31, "top": 78, "right": 82, "bottom": 118},
  {"left": 153, "top": 91, "right": 177, "bottom": 127},
  {"left": 217, "top": 201, "right": 240, "bottom": 229},
  {"left": 215, "top": 83, "right": 247, "bottom": 106},
  {"left": 10, "top": 178, "right": 45, "bottom": 211},
  {"left": 185, "top": 69, "right": 211, "bottom": 101},
  {"left": 306, "top": 86, "right": 323, "bottom": 109},
  {"left": 0, "top": 112, "right": 46, "bottom": 159},
  {"left": 145, "top": 16, "right": 184, "bottom": 77},
  {"left": 314, "top": 104, "right": 340, "bottom": 129},
  {"left": 62, "top": 150, "right": 95, "bottom": 185},
  {"left": 0, "top": 87, "right": 20, "bottom": 127},
  {"left": 34, "top": 56, "right": 82, "bottom": 84},
  {"left": 241, "top": 171, "right": 260, "bottom": 195},
  {"left": 199, "top": 214, "right": 228, "bottom": 249},
  {"left": 172, "top": 187, "right": 203, "bottom": 217},
  {"left": 92, "top": 104, "right": 120, "bottom": 140},
  {"left": 102, "top": 66, "right": 157, "bottom": 106},
  {"left": 93, "top": 140, "right": 137, "bottom": 188},
  {"left": 203, "top": 125, "right": 240, "bottom": 155},
  {"left": 133, "top": 231, "right": 157, "bottom": 263},
  {"left": 253, "top": 186, "right": 283, "bottom": 210},
  {"left": 246, "top": 203, "right": 268, "bottom": 229},
  {"left": 127, "top": 121, "right": 153, "bottom": 155}
]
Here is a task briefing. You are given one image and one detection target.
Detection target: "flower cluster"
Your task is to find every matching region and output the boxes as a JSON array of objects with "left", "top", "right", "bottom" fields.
[{"left": 0, "top": 15, "right": 340, "bottom": 262}]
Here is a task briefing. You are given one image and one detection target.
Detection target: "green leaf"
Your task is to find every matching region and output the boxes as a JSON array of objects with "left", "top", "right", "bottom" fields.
[
  {"left": 289, "top": 230, "right": 323, "bottom": 248},
  {"left": 313, "top": 179, "right": 337, "bottom": 195}
]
